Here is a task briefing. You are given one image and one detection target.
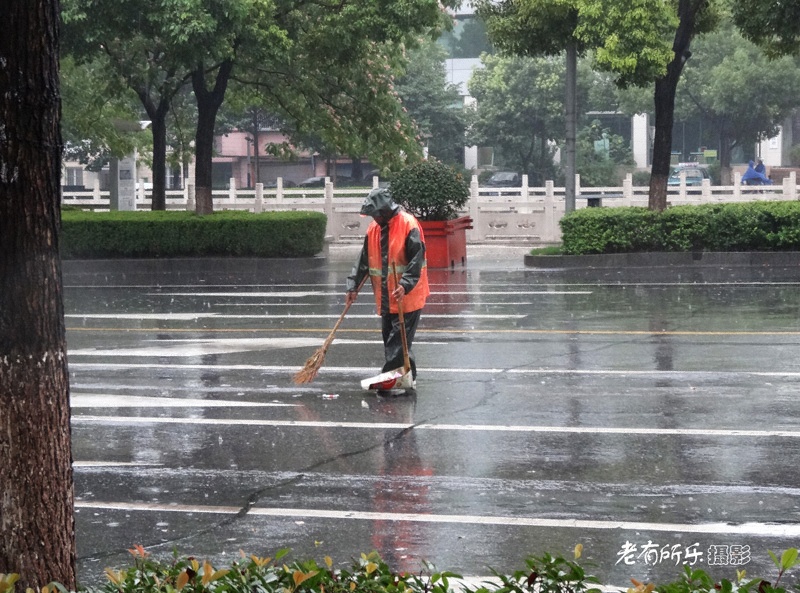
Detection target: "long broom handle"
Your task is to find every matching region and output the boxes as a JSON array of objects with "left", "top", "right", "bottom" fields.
[
  {"left": 329, "top": 275, "right": 368, "bottom": 338},
  {"left": 392, "top": 263, "right": 411, "bottom": 374}
]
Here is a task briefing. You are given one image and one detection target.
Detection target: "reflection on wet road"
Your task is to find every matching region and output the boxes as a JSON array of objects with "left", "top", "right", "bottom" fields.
[{"left": 65, "top": 248, "right": 800, "bottom": 587}]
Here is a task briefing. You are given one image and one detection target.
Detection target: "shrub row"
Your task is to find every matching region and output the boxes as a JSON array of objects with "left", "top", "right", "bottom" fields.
[
  {"left": 560, "top": 201, "right": 800, "bottom": 255},
  {"left": 3, "top": 546, "right": 797, "bottom": 593},
  {"left": 60, "top": 210, "right": 327, "bottom": 259}
]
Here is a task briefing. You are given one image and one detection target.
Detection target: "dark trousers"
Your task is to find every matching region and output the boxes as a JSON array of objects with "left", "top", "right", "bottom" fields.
[{"left": 381, "top": 308, "right": 421, "bottom": 379}]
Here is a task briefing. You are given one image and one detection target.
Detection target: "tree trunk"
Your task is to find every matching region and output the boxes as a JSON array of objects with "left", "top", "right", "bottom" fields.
[
  {"left": 649, "top": 73, "right": 679, "bottom": 211},
  {"left": 717, "top": 123, "right": 735, "bottom": 185},
  {"left": 192, "top": 59, "right": 234, "bottom": 215},
  {"left": 0, "top": 1, "right": 77, "bottom": 590},
  {"left": 138, "top": 93, "right": 171, "bottom": 211},
  {"left": 151, "top": 114, "right": 168, "bottom": 210},
  {"left": 564, "top": 40, "right": 577, "bottom": 212},
  {"left": 351, "top": 157, "right": 363, "bottom": 182},
  {"left": 649, "top": 0, "right": 706, "bottom": 211},
  {"left": 252, "top": 110, "right": 261, "bottom": 186}
]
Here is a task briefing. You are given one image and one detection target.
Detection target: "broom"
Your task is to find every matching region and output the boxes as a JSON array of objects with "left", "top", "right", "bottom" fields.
[{"left": 292, "top": 276, "right": 367, "bottom": 384}]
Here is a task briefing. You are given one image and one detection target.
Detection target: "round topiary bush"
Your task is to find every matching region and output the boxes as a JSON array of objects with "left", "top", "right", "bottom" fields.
[{"left": 390, "top": 159, "right": 469, "bottom": 221}]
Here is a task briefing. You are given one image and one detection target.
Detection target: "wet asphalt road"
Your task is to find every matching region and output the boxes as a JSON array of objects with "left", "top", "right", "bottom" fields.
[{"left": 64, "top": 246, "right": 800, "bottom": 588}]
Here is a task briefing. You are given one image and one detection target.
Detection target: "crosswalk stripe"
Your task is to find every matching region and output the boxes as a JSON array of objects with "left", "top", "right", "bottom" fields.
[{"left": 72, "top": 501, "right": 800, "bottom": 537}]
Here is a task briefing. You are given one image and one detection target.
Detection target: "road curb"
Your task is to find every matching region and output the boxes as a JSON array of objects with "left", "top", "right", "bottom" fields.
[{"left": 524, "top": 251, "right": 800, "bottom": 269}]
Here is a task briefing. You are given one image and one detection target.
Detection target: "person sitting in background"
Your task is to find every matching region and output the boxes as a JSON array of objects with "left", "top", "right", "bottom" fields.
[{"left": 741, "top": 160, "right": 772, "bottom": 185}]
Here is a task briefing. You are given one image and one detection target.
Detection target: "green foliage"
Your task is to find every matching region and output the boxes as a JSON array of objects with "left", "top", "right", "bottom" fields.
[
  {"left": 576, "top": 120, "right": 634, "bottom": 186},
  {"left": 645, "top": 548, "right": 798, "bottom": 593},
  {"left": 559, "top": 207, "right": 660, "bottom": 254},
  {"left": 475, "top": 0, "right": 584, "bottom": 58},
  {"left": 60, "top": 210, "right": 326, "bottom": 258},
  {"left": 706, "top": 162, "right": 721, "bottom": 185},
  {"left": 464, "top": 548, "right": 600, "bottom": 593},
  {"left": 560, "top": 201, "right": 800, "bottom": 254},
  {"left": 395, "top": 40, "right": 467, "bottom": 167},
  {"left": 576, "top": 0, "right": 677, "bottom": 87},
  {"left": 390, "top": 160, "right": 469, "bottom": 221},
  {"left": 631, "top": 170, "right": 651, "bottom": 186},
  {"left": 732, "top": 0, "right": 800, "bottom": 58},
  {"left": 467, "top": 54, "right": 566, "bottom": 181},
  {"left": 61, "top": 0, "right": 459, "bottom": 202},
  {"left": 530, "top": 245, "right": 564, "bottom": 255},
  {"left": 0, "top": 572, "right": 65, "bottom": 593},
  {"left": 439, "top": 16, "right": 493, "bottom": 59},
  {"left": 6, "top": 547, "right": 800, "bottom": 593},
  {"left": 476, "top": 0, "right": 687, "bottom": 89},
  {"left": 0, "top": 573, "right": 19, "bottom": 593},
  {"left": 675, "top": 18, "right": 800, "bottom": 173},
  {"left": 60, "top": 56, "right": 148, "bottom": 169},
  {"left": 80, "top": 547, "right": 463, "bottom": 593},
  {"left": 790, "top": 145, "right": 800, "bottom": 167}
]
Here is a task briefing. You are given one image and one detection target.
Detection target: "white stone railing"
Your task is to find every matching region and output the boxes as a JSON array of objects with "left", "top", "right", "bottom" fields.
[{"left": 62, "top": 172, "right": 799, "bottom": 245}]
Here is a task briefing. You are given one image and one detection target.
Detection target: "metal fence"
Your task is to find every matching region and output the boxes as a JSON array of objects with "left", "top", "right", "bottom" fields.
[{"left": 62, "top": 172, "right": 799, "bottom": 245}]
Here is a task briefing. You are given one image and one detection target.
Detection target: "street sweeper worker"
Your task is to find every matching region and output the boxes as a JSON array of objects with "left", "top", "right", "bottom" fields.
[{"left": 346, "top": 187, "right": 430, "bottom": 383}]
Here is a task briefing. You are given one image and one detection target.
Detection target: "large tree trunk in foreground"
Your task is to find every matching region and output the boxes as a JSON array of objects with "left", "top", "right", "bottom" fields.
[{"left": 0, "top": 1, "right": 77, "bottom": 590}]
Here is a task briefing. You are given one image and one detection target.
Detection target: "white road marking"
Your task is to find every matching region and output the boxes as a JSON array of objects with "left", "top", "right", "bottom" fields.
[
  {"left": 153, "top": 290, "right": 592, "bottom": 297},
  {"left": 71, "top": 394, "right": 296, "bottom": 408},
  {"left": 71, "top": 415, "right": 800, "bottom": 438},
  {"left": 65, "top": 313, "right": 218, "bottom": 320},
  {"left": 67, "top": 338, "right": 447, "bottom": 357},
  {"left": 67, "top": 362, "right": 800, "bottom": 379},
  {"left": 66, "top": 313, "right": 526, "bottom": 320},
  {"left": 215, "top": 302, "right": 540, "bottom": 307},
  {"left": 68, "top": 337, "right": 323, "bottom": 357},
  {"left": 63, "top": 281, "right": 800, "bottom": 289},
  {"left": 73, "top": 461, "right": 164, "bottom": 467},
  {"left": 71, "top": 500, "right": 800, "bottom": 537},
  {"left": 154, "top": 338, "right": 446, "bottom": 345}
]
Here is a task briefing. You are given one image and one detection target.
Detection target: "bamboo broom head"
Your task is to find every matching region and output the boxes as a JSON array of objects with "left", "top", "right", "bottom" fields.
[
  {"left": 292, "top": 348, "right": 325, "bottom": 384},
  {"left": 292, "top": 278, "right": 364, "bottom": 384},
  {"left": 292, "top": 332, "right": 337, "bottom": 384}
]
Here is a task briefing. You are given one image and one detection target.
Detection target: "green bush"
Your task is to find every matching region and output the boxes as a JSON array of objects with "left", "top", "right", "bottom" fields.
[
  {"left": 390, "top": 160, "right": 469, "bottom": 221},
  {"left": 89, "top": 547, "right": 461, "bottom": 593},
  {"left": 4, "top": 545, "right": 798, "bottom": 593},
  {"left": 560, "top": 201, "right": 800, "bottom": 255},
  {"left": 60, "top": 210, "right": 327, "bottom": 259},
  {"left": 631, "top": 170, "right": 651, "bottom": 186}
]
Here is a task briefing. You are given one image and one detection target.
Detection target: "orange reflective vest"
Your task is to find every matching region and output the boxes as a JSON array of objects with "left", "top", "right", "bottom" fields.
[{"left": 366, "top": 212, "right": 429, "bottom": 315}]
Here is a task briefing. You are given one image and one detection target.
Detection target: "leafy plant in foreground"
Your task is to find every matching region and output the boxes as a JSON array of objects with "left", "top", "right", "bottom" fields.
[
  {"left": 629, "top": 548, "right": 800, "bottom": 593},
  {"left": 463, "top": 545, "right": 601, "bottom": 593}
]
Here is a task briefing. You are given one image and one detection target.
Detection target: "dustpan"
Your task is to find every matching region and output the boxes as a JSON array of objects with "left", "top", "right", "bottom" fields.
[
  {"left": 361, "top": 367, "right": 414, "bottom": 391},
  {"left": 362, "top": 263, "right": 413, "bottom": 392}
]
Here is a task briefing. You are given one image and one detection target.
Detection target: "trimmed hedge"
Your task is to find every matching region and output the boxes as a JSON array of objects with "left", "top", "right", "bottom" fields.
[
  {"left": 560, "top": 201, "right": 800, "bottom": 255},
  {"left": 60, "top": 210, "right": 327, "bottom": 259}
]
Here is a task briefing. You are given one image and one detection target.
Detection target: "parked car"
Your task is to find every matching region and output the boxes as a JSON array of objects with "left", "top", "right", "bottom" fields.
[
  {"left": 264, "top": 179, "right": 296, "bottom": 188},
  {"left": 297, "top": 176, "right": 327, "bottom": 188},
  {"left": 485, "top": 171, "right": 522, "bottom": 187},
  {"left": 667, "top": 164, "right": 711, "bottom": 187}
]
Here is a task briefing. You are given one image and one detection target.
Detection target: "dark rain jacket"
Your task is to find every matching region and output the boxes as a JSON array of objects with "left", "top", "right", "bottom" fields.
[{"left": 346, "top": 189, "right": 428, "bottom": 315}]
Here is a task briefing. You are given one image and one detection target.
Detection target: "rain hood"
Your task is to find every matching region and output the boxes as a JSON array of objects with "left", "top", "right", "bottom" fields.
[{"left": 360, "top": 188, "right": 400, "bottom": 221}]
